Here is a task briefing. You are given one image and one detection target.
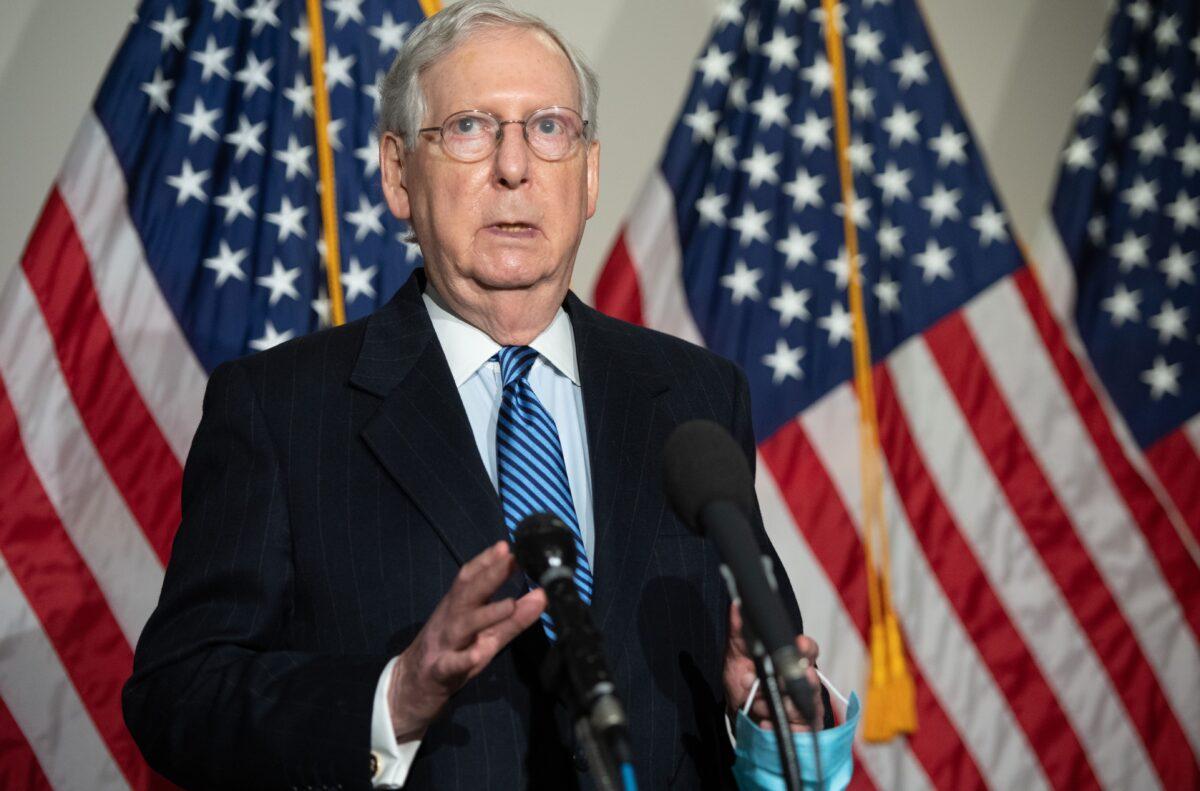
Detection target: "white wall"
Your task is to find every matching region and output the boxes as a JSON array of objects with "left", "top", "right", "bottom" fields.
[{"left": 0, "top": 0, "right": 1106, "bottom": 301}]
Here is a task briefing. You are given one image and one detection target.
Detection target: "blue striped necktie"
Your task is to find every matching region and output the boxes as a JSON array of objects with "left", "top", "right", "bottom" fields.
[{"left": 494, "top": 345, "right": 593, "bottom": 636}]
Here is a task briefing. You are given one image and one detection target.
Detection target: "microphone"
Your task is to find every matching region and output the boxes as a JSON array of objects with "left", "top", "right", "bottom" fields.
[
  {"left": 661, "top": 419, "right": 817, "bottom": 725},
  {"left": 513, "top": 514, "right": 629, "bottom": 751}
]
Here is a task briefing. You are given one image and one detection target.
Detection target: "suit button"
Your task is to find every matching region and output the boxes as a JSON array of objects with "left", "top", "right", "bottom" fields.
[{"left": 573, "top": 751, "right": 589, "bottom": 773}]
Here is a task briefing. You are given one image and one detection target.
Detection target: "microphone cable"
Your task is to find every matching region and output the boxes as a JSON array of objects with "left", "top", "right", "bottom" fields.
[{"left": 758, "top": 652, "right": 803, "bottom": 791}]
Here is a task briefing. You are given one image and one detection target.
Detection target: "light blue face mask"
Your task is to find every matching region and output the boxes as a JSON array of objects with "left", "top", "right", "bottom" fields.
[{"left": 732, "top": 691, "right": 861, "bottom": 791}]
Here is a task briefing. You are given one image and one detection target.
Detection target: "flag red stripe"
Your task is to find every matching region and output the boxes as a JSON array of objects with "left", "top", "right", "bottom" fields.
[
  {"left": 873, "top": 368, "right": 1102, "bottom": 789},
  {"left": 0, "top": 379, "right": 156, "bottom": 789},
  {"left": 925, "top": 311, "right": 1200, "bottom": 789},
  {"left": 20, "top": 189, "right": 181, "bottom": 564},
  {"left": 0, "top": 695, "right": 52, "bottom": 791},
  {"left": 760, "top": 421, "right": 989, "bottom": 791},
  {"left": 1014, "top": 267, "right": 1200, "bottom": 635},
  {"left": 845, "top": 759, "right": 878, "bottom": 791},
  {"left": 591, "top": 232, "right": 646, "bottom": 325},
  {"left": 1145, "top": 429, "right": 1200, "bottom": 545}
]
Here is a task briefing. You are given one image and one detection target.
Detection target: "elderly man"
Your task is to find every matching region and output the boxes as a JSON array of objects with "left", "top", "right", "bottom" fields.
[{"left": 124, "top": 2, "right": 831, "bottom": 789}]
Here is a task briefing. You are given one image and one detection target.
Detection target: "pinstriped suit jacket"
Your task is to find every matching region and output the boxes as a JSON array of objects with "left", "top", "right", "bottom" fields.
[{"left": 123, "top": 270, "right": 807, "bottom": 790}]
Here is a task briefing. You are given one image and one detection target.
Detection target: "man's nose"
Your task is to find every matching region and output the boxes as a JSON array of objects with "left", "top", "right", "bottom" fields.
[{"left": 493, "top": 121, "right": 530, "bottom": 189}]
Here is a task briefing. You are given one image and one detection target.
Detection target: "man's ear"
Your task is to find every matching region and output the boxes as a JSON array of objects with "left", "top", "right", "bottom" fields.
[
  {"left": 585, "top": 139, "right": 600, "bottom": 220},
  {"left": 380, "top": 132, "right": 412, "bottom": 221}
]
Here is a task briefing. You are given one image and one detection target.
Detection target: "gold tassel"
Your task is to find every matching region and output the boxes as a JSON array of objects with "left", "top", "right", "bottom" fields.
[
  {"left": 863, "top": 620, "right": 892, "bottom": 741},
  {"left": 883, "top": 610, "right": 918, "bottom": 733},
  {"left": 820, "top": 0, "right": 917, "bottom": 742}
]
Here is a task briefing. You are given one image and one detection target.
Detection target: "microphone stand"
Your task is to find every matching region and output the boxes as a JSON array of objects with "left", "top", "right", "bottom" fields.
[
  {"left": 541, "top": 642, "right": 634, "bottom": 791},
  {"left": 572, "top": 698, "right": 628, "bottom": 791},
  {"left": 538, "top": 579, "right": 637, "bottom": 791},
  {"left": 515, "top": 516, "right": 638, "bottom": 790}
]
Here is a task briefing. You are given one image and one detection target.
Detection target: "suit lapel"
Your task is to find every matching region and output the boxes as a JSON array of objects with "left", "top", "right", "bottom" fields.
[
  {"left": 568, "top": 295, "right": 670, "bottom": 634},
  {"left": 352, "top": 274, "right": 513, "bottom": 588}
]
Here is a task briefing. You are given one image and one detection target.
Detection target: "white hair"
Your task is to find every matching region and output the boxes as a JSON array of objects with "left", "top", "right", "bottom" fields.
[{"left": 379, "top": 0, "right": 600, "bottom": 148}]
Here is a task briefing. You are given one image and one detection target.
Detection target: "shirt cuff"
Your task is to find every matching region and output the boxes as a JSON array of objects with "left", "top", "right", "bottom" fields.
[{"left": 370, "top": 656, "right": 424, "bottom": 788}]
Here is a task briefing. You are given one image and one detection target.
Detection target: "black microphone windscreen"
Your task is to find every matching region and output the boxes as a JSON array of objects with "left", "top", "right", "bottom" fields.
[
  {"left": 513, "top": 513, "right": 577, "bottom": 581},
  {"left": 662, "top": 419, "right": 755, "bottom": 534}
]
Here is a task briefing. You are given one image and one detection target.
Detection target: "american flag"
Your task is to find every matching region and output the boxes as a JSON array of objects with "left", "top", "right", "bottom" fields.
[
  {"left": 594, "top": 0, "right": 1200, "bottom": 788},
  {"left": 1042, "top": 0, "right": 1200, "bottom": 550},
  {"left": 0, "top": 0, "right": 429, "bottom": 787}
]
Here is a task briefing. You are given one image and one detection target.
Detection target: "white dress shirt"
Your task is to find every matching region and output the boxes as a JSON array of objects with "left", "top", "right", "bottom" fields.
[{"left": 370, "top": 288, "right": 593, "bottom": 787}]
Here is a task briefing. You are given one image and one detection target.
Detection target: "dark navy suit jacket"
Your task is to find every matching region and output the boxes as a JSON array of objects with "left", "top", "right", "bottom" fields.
[{"left": 124, "top": 270, "right": 808, "bottom": 790}]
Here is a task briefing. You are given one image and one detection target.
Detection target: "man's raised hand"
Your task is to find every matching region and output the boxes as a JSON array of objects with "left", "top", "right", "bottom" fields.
[{"left": 389, "top": 541, "right": 546, "bottom": 741}]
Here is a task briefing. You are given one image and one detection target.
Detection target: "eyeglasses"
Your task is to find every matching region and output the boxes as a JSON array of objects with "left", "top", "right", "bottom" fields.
[{"left": 418, "top": 106, "right": 589, "bottom": 163}]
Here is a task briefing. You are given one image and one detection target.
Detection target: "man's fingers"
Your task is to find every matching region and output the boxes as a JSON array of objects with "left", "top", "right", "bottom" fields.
[
  {"left": 729, "top": 601, "right": 743, "bottom": 635},
  {"left": 422, "top": 597, "right": 538, "bottom": 686},
  {"left": 748, "top": 696, "right": 773, "bottom": 722},
  {"left": 475, "top": 588, "right": 547, "bottom": 653},
  {"left": 497, "top": 588, "right": 548, "bottom": 637},
  {"left": 447, "top": 542, "right": 515, "bottom": 609},
  {"left": 746, "top": 689, "right": 819, "bottom": 732},
  {"left": 459, "top": 588, "right": 546, "bottom": 661},
  {"left": 446, "top": 597, "right": 518, "bottom": 648},
  {"left": 512, "top": 587, "right": 548, "bottom": 625},
  {"left": 727, "top": 602, "right": 749, "bottom": 658},
  {"left": 796, "top": 634, "right": 819, "bottom": 663},
  {"left": 446, "top": 589, "right": 547, "bottom": 680}
]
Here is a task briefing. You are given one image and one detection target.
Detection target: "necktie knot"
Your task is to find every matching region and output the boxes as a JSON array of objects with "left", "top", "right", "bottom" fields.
[{"left": 497, "top": 345, "right": 539, "bottom": 388}]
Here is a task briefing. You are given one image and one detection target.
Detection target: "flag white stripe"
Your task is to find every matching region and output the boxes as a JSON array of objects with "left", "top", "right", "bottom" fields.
[
  {"left": 968, "top": 280, "right": 1200, "bottom": 755},
  {"left": 756, "top": 449, "right": 935, "bottom": 791},
  {"left": 800, "top": 385, "right": 865, "bottom": 528},
  {"left": 0, "top": 556, "right": 128, "bottom": 791},
  {"left": 57, "top": 112, "right": 206, "bottom": 465},
  {"left": 623, "top": 172, "right": 704, "bottom": 346},
  {"left": 804, "top": 381, "right": 1051, "bottom": 791},
  {"left": 1030, "top": 218, "right": 1077, "bottom": 327},
  {"left": 888, "top": 327, "right": 1159, "bottom": 790},
  {"left": 0, "top": 272, "right": 163, "bottom": 647}
]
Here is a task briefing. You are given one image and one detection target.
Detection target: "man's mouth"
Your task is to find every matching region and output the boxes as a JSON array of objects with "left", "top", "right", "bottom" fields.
[{"left": 487, "top": 221, "right": 540, "bottom": 238}]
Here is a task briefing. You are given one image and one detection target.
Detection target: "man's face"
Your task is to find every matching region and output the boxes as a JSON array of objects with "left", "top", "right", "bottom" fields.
[{"left": 381, "top": 27, "right": 599, "bottom": 301}]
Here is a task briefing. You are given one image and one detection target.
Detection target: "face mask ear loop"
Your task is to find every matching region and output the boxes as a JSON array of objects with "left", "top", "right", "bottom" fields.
[
  {"left": 815, "top": 668, "right": 850, "bottom": 708},
  {"left": 741, "top": 677, "right": 761, "bottom": 716}
]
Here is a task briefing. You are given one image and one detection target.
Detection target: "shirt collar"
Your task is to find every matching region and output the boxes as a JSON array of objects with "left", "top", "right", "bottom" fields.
[{"left": 421, "top": 283, "right": 580, "bottom": 388}]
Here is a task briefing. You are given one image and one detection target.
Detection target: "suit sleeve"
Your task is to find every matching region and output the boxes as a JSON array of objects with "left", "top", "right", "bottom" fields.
[
  {"left": 123, "top": 360, "right": 388, "bottom": 790},
  {"left": 729, "top": 362, "right": 836, "bottom": 730}
]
